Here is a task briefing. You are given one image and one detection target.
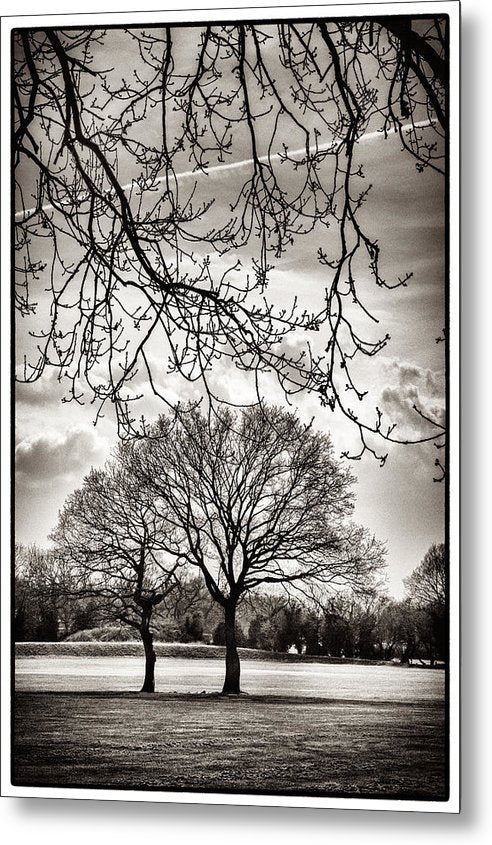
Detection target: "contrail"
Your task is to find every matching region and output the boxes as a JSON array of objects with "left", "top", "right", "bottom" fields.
[{"left": 14, "top": 119, "right": 435, "bottom": 221}]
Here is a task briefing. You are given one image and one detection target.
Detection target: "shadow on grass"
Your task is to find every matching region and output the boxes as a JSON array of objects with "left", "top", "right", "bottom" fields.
[{"left": 15, "top": 689, "right": 445, "bottom": 708}]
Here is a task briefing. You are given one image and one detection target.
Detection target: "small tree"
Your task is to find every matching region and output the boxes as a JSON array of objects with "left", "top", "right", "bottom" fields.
[
  {"left": 51, "top": 446, "right": 180, "bottom": 692},
  {"left": 247, "top": 616, "right": 270, "bottom": 651},
  {"left": 273, "top": 603, "right": 305, "bottom": 654},
  {"left": 180, "top": 611, "right": 205, "bottom": 643},
  {"left": 321, "top": 610, "right": 354, "bottom": 658},
  {"left": 345, "top": 590, "right": 389, "bottom": 659},
  {"left": 136, "top": 405, "right": 385, "bottom": 694}
]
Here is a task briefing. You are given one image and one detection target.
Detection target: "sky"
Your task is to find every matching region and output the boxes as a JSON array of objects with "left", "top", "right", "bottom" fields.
[{"left": 13, "top": 23, "right": 446, "bottom": 598}]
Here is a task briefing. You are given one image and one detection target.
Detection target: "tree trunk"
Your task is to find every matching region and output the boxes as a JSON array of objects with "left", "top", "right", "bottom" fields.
[
  {"left": 140, "top": 625, "right": 156, "bottom": 693},
  {"left": 222, "top": 601, "right": 241, "bottom": 695}
]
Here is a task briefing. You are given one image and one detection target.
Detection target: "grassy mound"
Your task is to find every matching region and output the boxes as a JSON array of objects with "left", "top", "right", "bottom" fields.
[{"left": 65, "top": 626, "right": 135, "bottom": 642}]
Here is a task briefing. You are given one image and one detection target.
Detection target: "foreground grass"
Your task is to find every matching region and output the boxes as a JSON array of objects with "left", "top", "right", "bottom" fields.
[{"left": 13, "top": 691, "right": 447, "bottom": 799}]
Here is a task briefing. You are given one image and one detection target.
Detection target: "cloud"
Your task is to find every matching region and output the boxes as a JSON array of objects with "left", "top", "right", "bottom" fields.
[
  {"left": 380, "top": 360, "right": 445, "bottom": 437},
  {"left": 15, "top": 369, "right": 66, "bottom": 408},
  {"left": 15, "top": 425, "right": 108, "bottom": 484}
]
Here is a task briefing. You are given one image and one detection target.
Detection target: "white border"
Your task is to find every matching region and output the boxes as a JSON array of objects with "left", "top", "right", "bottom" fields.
[{"left": 1, "top": 1, "right": 460, "bottom": 813}]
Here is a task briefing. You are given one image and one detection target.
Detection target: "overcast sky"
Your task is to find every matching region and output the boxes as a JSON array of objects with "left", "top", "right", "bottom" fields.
[{"left": 14, "top": 23, "right": 446, "bottom": 598}]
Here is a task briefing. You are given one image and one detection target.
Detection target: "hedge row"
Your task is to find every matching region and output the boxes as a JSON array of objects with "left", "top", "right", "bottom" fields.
[{"left": 15, "top": 640, "right": 390, "bottom": 664}]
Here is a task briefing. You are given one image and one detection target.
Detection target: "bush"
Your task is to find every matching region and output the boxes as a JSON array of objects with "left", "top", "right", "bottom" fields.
[{"left": 154, "top": 621, "right": 182, "bottom": 642}]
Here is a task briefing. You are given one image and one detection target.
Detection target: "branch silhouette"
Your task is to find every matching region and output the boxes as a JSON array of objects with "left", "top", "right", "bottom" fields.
[{"left": 14, "top": 18, "right": 447, "bottom": 469}]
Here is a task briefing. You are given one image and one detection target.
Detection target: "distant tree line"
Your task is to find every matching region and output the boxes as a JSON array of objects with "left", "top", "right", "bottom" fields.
[{"left": 15, "top": 541, "right": 446, "bottom": 668}]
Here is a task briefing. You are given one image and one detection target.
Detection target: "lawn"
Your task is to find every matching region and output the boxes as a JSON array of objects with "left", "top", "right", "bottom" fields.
[{"left": 15, "top": 653, "right": 445, "bottom": 701}]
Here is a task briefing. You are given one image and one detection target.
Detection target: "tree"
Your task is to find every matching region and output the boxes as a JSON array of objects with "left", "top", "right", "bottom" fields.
[
  {"left": 374, "top": 599, "right": 413, "bottom": 662},
  {"left": 134, "top": 405, "right": 385, "bottom": 693},
  {"left": 13, "top": 18, "right": 446, "bottom": 467},
  {"left": 301, "top": 608, "right": 324, "bottom": 657},
  {"left": 344, "top": 590, "right": 389, "bottom": 659},
  {"left": 404, "top": 543, "right": 447, "bottom": 663},
  {"left": 321, "top": 608, "right": 354, "bottom": 658},
  {"left": 51, "top": 446, "right": 180, "bottom": 691},
  {"left": 245, "top": 598, "right": 305, "bottom": 653},
  {"left": 212, "top": 620, "right": 246, "bottom": 648},
  {"left": 273, "top": 603, "right": 305, "bottom": 654},
  {"left": 14, "top": 543, "right": 90, "bottom": 641},
  {"left": 15, "top": 545, "right": 55, "bottom": 641},
  {"left": 375, "top": 598, "right": 440, "bottom": 664},
  {"left": 243, "top": 592, "right": 301, "bottom": 652},
  {"left": 404, "top": 543, "right": 446, "bottom": 608},
  {"left": 180, "top": 611, "right": 205, "bottom": 643}
]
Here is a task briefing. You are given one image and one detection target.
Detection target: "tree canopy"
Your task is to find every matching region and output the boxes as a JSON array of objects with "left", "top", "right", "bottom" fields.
[{"left": 132, "top": 405, "right": 385, "bottom": 691}]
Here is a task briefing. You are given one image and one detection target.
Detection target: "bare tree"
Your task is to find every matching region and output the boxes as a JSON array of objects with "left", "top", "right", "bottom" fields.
[
  {"left": 13, "top": 18, "right": 446, "bottom": 466},
  {"left": 14, "top": 542, "right": 93, "bottom": 641},
  {"left": 15, "top": 544, "right": 59, "bottom": 641},
  {"left": 132, "top": 405, "right": 385, "bottom": 694},
  {"left": 404, "top": 542, "right": 446, "bottom": 609},
  {"left": 50, "top": 449, "right": 180, "bottom": 692},
  {"left": 404, "top": 542, "right": 447, "bottom": 663}
]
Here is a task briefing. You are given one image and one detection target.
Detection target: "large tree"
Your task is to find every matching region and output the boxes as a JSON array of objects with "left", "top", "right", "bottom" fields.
[
  {"left": 13, "top": 17, "right": 446, "bottom": 467},
  {"left": 51, "top": 449, "right": 180, "bottom": 691},
  {"left": 132, "top": 405, "right": 385, "bottom": 694}
]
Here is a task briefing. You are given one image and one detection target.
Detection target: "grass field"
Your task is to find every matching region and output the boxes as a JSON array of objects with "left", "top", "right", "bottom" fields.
[{"left": 13, "top": 651, "right": 447, "bottom": 799}]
